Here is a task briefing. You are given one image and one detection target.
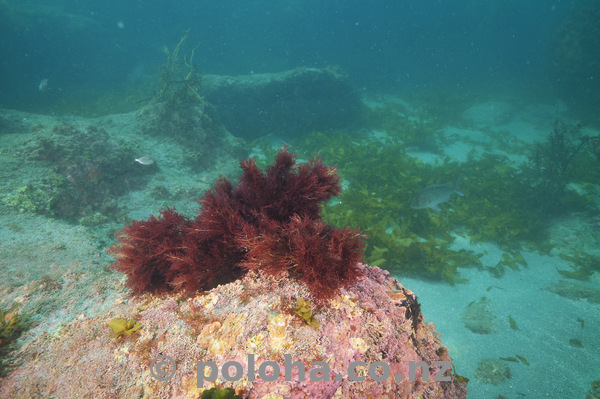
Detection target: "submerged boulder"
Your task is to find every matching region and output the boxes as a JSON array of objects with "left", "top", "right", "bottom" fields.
[
  {"left": 200, "top": 67, "right": 362, "bottom": 140},
  {"left": 0, "top": 264, "right": 467, "bottom": 398},
  {"left": 461, "top": 296, "right": 496, "bottom": 335}
]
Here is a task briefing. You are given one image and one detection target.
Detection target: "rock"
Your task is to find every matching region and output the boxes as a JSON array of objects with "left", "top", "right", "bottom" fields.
[
  {"left": 0, "top": 264, "right": 467, "bottom": 398},
  {"left": 474, "top": 358, "right": 511, "bottom": 385},
  {"left": 199, "top": 67, "right": 362, "bottom": 140},
  {"left": 461, "top": 296, "right": 496, "bottom": 334},
  {"left": 545, "top": 280, "right": 600, "bottom": 304},
  {"left": 461, "top": 101, "right": 515, "bottom": 127},
  {"left": 136, "top": 100, "right": 247, "bottom": 171}
]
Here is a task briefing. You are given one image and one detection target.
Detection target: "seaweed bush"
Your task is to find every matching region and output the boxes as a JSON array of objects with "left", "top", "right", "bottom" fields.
[
  {"left": 298, "top": 130, "right": 480, "bottom": 284},
  {"left": 158, "top": 29, "right": 203, "bottom": 106},
  {"left": 452, "top": 152, "right": 547, "bottom": 250},
  {"left": 296, "top": 123, "right": 593, "bottom": 282},
  {"left": 137, "top": 30, "right": 247, "bottom": 170},
  {"left": 520, "top": 120, "right": 599, "bottom": 216},
  {"left": 110, "top": 148, "right": 365, "bottom": 302},
  {"left": 270, "top": 99, "right": 598, "bottom": 284},
  {"left": 361, "top": 103, "right": 443, "bottom": 153}
]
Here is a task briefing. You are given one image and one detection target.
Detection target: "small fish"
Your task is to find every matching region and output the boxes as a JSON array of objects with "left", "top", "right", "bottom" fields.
[
  {"left": 38, "top": 78, "right": 49, "bottom": 92},
  {"left": 410, "top": 175, "right": 463, "bottom": 211},
  {"left": 569, "top": 338, "right": 583, "bottom": 348},
  {"left": 135, "top": 156, "right": 154, "bottom": 165}
]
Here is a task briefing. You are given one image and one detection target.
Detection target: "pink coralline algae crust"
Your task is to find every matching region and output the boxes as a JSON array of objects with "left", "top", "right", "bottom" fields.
[{"left": 0, "top": 264, "right": 467, "bottom": 399}]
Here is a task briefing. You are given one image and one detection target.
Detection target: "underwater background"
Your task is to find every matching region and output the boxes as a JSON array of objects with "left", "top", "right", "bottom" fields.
[
  {"left": 1, "top": 1, "right": 600, "bottom": 398},
  {"left": 3, "top": 0, "right": 598, "bottom": 118}
]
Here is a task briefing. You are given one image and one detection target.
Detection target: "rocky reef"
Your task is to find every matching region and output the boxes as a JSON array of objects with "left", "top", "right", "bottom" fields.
[
  {"left": 0, "top": 149, "right": 467, "bottom": 398},
  {"left": 0, "top": 265, "right": 467, "bottom": 398},
  {"left": 199, "top": 68, "right": 362, "bottom": 140}
]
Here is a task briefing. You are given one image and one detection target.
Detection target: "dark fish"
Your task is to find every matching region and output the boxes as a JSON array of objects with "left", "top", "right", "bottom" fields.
[
  {"left": 569, "top": 338, "right": 583, "bottom": 348},
  {"left": 410, "top": 176, "right": 463, "bottom": 211}
]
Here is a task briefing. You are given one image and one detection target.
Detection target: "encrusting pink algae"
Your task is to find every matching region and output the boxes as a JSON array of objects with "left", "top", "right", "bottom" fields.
[{"left": 0, "top": 264, "right": 467, "bottom": 398}]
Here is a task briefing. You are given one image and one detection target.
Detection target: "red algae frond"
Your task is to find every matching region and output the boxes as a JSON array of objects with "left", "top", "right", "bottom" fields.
[{"left": 109, "top": 148, "right": 365, "bottom": 302}]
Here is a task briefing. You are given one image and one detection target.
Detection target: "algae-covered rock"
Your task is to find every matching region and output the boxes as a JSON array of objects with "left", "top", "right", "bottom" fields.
[
  {"left": 587, "top": 377, "right": 600, "bottom": 399},
  {"left": 474, "top": 358, "right": 511, "bottom": 385},
  {"left": 136, "top": 100, "right": 247, "bottom": 171},
  {"left": 545, "top": 280, "right": 600, "bottom": 304},
  {"left": 461, "top": 296, "right": 496, "bottom": 334},
  {"left": 199, "top": 67, "right": 362, "bottom": 139},
  {"left": 0, "top": 264, "right": 468, "bottom": 398}
]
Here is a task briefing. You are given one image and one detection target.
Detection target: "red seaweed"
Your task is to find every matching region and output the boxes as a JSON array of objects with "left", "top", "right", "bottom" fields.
[
  {"left": 108, "top": 208, "right": 191, "bottom": 295},
  {"left": 109, "top": 147, "right": 365, "bottom": 301}
]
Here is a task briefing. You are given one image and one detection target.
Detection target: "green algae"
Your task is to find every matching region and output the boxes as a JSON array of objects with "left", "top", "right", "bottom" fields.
[
  {"left": 284, "top": 96, "right": 600, "bottom": 284},
  {"left": 109, "top": 318, "right": 142, "bottom": 338},
  {"left": 295, "top": 298, "right": 321, "bottom": 328},
  {"left": 201, "top": 387, "right": 240, "bottom": 399},
  {"left": 545, "top": 280, "right": 600, "bottom": 304},
  {"left": 587, "top": 377, "right": 600, "bottom": 399},
  {"left": 558, "top": 252, "right": 600, "bottom": 281},
  {"left": 361, "top": 103, "right": 443, "bottom": 153},
  {"left": 556, "top": 267, "right": 594, "bottom": 281},
  {"left": 508, "top": 315, "right": 518, "bottom": 330},
  {"left": 299, "top": 130, "right": 480, "bottom": 283},
  {"left": 515, "top": 355, "right": 530, "bottom": 366}
]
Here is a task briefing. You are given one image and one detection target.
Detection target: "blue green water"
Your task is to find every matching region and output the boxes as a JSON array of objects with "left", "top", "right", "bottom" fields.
[{"left": 1, "top": 1, "right": 592, "bottom": 115}]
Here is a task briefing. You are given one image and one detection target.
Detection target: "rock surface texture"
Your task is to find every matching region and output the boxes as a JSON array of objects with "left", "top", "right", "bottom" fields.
[
  {"left": 200, "top": 67, "right": 362, "bottom": 139},
  {"left": 0, "top": 264, "right": 467, "bottom": 399}
]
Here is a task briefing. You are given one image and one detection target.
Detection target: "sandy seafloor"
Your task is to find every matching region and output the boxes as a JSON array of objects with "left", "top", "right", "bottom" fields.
[
  {"left": 0, "top": 95, "right": 599, "bottom": 399},
  {"left": 389, "top": 97, "right": 600, "bottom": 398}
]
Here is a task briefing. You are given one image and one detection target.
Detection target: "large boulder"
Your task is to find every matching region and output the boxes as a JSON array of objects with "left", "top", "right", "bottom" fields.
[
  {"left": 200, "top": 67, "right": 362, "bottom": 140},
  {"left": 0, "top": 264, "right": 467, "bottom": 398}
]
